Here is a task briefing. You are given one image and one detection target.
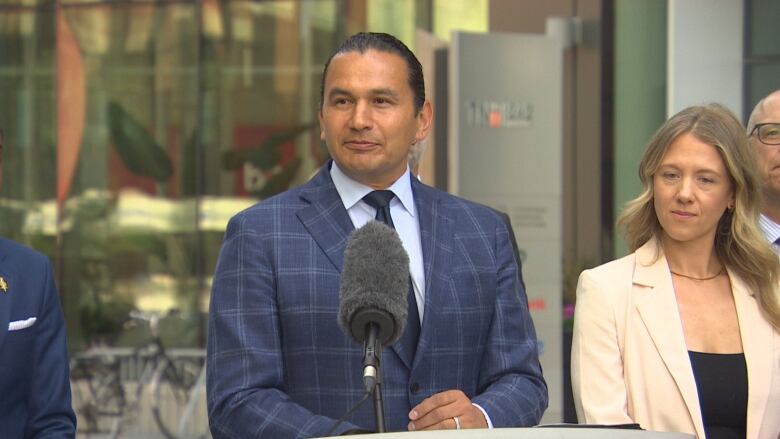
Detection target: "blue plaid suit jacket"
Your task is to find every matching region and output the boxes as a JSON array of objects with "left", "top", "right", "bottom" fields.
[{"left": 207, "top": 163, "right": 547, "bottom": 438}]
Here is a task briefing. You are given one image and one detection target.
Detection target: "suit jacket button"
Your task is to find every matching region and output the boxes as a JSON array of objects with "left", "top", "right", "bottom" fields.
[{"left": 410, "top": 383, "right": 421, "bottom": 394}]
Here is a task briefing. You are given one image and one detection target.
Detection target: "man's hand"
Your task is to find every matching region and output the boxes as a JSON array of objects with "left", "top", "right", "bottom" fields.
[{"left": 407, "top": 390, "right": 488, "bottom": 430}]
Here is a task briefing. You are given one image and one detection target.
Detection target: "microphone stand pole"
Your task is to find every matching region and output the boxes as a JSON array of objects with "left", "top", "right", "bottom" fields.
[
  {"left": 372, "top": 345, "right": 386, "bottom": 433},
  {"left": 361, "top": 319, "right": 388, "bottom": 433}
]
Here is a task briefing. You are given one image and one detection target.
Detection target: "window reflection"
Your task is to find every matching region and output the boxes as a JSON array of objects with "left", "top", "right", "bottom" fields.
[{"left": 0, "top": 0, "right": 490, "bottom": 435}]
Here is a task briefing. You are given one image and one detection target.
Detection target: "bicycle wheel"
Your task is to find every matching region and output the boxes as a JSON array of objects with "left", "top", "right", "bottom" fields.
[
  {"left": 70, "top": 356, "right": 126, "bottom": 437},
  {"left": 150, "top": 358, "right": 207, "bottom": 439}
]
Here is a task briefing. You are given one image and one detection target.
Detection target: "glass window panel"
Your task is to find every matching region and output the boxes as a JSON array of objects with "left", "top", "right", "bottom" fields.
[
  {"left": 747, "top": 0, "right": 780, "bottom": 57},
  {"left": 748, "top": 63, "right": 780, "bottom": 110},
  {"left": 56, "top": 1, "right": 203, "bottom": 354},
  {"left": 0, "top": 2, "right": 56, "bottom": 245},
  {"left": 0, "top": 0, "right": 432, "bottom": 435},
  {"left": 368, "top": 0, "right": 416, "bottom": 47},
  {"left": 433, "top": 0, "right": 488, "bottom": 41}
]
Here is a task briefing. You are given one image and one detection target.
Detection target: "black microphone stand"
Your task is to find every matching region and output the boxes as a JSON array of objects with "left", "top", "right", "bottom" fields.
[
  {"left": 362, "top": 323, "right": 387, "bottom": 433},
  {"left": 372, "top": 347, "right": 386, "bottom": 433}
]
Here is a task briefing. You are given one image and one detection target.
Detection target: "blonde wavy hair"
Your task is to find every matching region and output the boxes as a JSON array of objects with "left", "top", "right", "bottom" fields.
[{"left": 618, "top": 103, "right": 780, "bottom": 330}]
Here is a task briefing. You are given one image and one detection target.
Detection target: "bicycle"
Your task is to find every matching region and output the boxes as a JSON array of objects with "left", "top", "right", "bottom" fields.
[
  {"left": 70, "top": 309, "right": 208, "bottom": 438},
  {"left": 156, "top": 354, "right": 207, "bottom": 439},
  {"left": 70, "top": 346, "right": 129, "bottom": 436}
]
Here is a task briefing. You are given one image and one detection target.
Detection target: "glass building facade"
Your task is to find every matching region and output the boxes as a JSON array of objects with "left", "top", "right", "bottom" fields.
[
  {"left": 0, "top": 0, "right": 777, "bottom": 435},
  {"left": 0, "top": 0, "right": 487, "bottom": 435},
  {"left": 0, "top": 0, "right": 492, "bottom": 348}
]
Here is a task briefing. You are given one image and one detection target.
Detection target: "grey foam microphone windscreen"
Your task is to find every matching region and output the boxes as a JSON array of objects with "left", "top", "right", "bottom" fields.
[{"left": 338, "top": 220, "right": 410, "bottom": 346}]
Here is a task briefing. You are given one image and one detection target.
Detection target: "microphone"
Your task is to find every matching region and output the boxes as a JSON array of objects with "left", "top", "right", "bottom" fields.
[{"left": 338, "top": 220, "right": 409, "bottom": 392}]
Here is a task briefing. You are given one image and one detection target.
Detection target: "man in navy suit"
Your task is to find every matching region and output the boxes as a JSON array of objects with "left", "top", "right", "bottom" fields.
[
  {"left": 0, "top": 128, "right": 76, "bottom": 437},
  {"left": 207, "top": 32, "right": 547, "bottom": 438}
]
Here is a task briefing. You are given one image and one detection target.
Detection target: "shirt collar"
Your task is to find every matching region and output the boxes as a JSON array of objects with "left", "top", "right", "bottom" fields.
[{"left": 330, "top": 161, "right": 416, "bottom": 217}]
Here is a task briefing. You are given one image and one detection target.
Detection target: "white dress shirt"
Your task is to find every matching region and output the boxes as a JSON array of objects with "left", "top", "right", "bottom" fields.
[{"left": 330, "top": 163, "right": 425, "bottom": 324}]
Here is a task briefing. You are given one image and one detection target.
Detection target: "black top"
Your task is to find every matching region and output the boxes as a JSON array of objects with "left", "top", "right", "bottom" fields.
[{"left": 688, "top": 351, "right": 747, "bottom": 439}]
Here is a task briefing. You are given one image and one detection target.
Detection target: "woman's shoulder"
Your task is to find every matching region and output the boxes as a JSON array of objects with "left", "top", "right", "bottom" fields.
[
  {"left": 575, "top": 253, "right": 646, "bottom": 310},
  {"left": 580, "top": 239, "right": 660, "bottom": 288},
  {"left": 581, "top": 252, "right": 638, "bottom": 283}
]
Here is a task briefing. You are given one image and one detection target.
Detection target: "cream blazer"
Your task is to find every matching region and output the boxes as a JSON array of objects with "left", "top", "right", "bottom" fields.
[{"left": 571, "top": 238, "right": 780, "bottom": 439}]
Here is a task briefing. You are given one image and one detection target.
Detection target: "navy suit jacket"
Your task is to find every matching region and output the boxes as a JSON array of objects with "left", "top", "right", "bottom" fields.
[
  {"left": 0, "top": 238, "right": 76, "bottom": 438},
  {"left": 207, "top": 164, "right": 547, "bottom": 438}
]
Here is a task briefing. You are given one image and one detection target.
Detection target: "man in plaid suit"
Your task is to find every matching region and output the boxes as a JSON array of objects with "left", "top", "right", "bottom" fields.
[{"left": 207, "top": 32, "right": 547, "bottom": 438}]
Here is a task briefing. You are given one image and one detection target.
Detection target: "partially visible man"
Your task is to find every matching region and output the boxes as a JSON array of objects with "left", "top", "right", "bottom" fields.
[
  {"left": 207, "top": 32, "right": 547, "bottom": 438},
  {"left": 747, "top": 90, "right": 780, "bottom": 250},
  {"left": 0, "top": 128, "right": 77, "bottom": 437}
]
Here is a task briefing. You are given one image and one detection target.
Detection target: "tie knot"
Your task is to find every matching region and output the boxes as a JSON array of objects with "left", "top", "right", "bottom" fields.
[{"left": 363, "top": 190, "right": 396, "bottom": 210}]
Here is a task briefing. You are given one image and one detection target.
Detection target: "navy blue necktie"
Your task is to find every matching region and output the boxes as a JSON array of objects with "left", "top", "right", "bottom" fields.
[{"left": 362, "top": 190, "right": 420, "bottom": 357}]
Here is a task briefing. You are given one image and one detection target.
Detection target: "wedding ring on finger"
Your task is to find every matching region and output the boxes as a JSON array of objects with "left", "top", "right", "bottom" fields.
[{"left": 453, "top": 416, "right": 461, "bottom": 430}]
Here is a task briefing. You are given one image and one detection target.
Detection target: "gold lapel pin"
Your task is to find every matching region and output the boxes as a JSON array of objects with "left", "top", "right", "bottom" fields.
[{"left": 0, "top": 277, "right": 8, "bottom": 293}]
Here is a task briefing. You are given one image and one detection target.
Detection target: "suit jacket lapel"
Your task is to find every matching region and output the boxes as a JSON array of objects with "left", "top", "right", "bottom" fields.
[
  {"left": 633, "top": 239, "right": 705, "bottom": 438},
  {"left": 296, "top": 164, "right": 355, "bottom": 272},
  {"left": 731, "top": 273, "right": 773, "bottom": 439},
  {"left": 401, "top": 181, "right": 454, "bottom": 370}
]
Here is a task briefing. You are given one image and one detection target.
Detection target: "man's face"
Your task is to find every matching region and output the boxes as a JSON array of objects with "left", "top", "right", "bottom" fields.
[
  {"left": 751, "top": 94, "right": 780, "bottom": 204},
  {"left": 319, "top": 49, "right": 432, "bottom": 189}
]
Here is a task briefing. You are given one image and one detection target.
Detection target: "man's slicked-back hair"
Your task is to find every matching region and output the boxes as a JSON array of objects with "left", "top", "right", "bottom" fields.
[{"left": 319, "top": 32, "right": 425, "bottom": 113}]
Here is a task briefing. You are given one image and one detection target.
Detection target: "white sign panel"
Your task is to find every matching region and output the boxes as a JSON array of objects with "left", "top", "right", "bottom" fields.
[{"left": 450, "top": 31, "right": 564, "bottom": 423}]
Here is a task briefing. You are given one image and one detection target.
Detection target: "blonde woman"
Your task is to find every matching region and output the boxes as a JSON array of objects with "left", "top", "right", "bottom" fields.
[{"left": 572, "top": 104, "right": 780, "bottom": 439}]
